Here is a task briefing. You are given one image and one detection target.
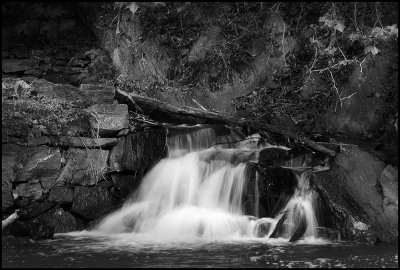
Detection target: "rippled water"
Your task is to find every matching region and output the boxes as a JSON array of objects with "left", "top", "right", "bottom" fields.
[{"left": 2, "top": 232, "right": 398, "bottom": 268}]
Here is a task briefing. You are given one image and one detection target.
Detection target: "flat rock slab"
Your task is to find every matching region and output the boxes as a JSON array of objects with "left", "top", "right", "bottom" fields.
[
  {"left": 379, "top": 165, "right": 398, "bottom": 206},
  {"left": 86, "top": 103, "right": 129, "bottom": 137},
  {"left": 2, "top": 59, "right": 35, "bottom": 73},
  {"left": 108, "top": 128, "right": 167, "bottom": 172},
  {"left": 48, "top": 136, "right": 117, "bottom": 148},
  {"left": 71, "top": 186, "right": 119, "bottom": 220},
  {"left": 56, "top": 148, "right": 109, "bottom": 186},
  {"left": 80, "top": 84, "right": 115, "bottom": 104}
]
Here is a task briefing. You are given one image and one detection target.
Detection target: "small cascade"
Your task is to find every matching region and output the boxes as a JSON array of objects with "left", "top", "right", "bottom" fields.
[{"left": 95, "top": 124, "right": 326, "bottom": 242}]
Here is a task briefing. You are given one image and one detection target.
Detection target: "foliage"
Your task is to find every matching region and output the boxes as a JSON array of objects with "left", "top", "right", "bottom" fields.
[{"left": 2, "top": 79, "right": 92, "bottom": 139}]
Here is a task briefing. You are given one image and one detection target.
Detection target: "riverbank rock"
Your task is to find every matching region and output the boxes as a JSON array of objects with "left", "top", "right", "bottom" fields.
[
  {"left": 323, "top": 55, "right": 395, "bottom": 139},
  {"left": 108, "top": 128, "right": 168, "bottom": 173},
  {"left": 110, "top": 173, "right": 141, "bottom": 200},
  {"left": 312, "top": 144, "right": 398, "bottom": 244},
  {"left": 10, "top": 220, "right": 54, "bottom": 240},
  {"left": 70, "top": 186, "right": 120, "bottom": 220},
  {"left": 2, "top": 178, "right": 13, "bottom": 213},
  {"left": 47, "top": 186, "right": 74, "bottom": 205},
  {"left": 80, "top": 84, "right": 115, "bottom": 104},
  {"left": 18, "top": 202, "right": 57, "bottom": 220},
  {"left": 35, "top": 207, "right": 78, "bottom": 233},
  {"left": 86, "top": 103, "right": 129, "bottom": 137},
  {"left": 56, "top": 148, "right": 109, "bottom": 186}
]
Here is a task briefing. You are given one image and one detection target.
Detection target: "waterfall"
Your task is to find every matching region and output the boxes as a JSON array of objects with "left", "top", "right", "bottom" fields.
[{"left": 95, "top": 124, "right": 321, "bottom": 242}]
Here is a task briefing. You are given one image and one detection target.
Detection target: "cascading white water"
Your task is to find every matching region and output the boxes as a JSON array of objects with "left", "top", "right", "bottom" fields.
[{"left": 95, "top": 124, "right": 320, "bottom": 242}]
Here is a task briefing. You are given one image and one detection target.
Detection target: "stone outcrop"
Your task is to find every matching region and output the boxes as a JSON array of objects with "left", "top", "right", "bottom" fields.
[
  {"left": 108, "top": 128, "right": 168, "bottom": 173},
  {"left": 86, "top": 103, "right": 129, "bottom": 137},
  {"left": 56, "top": 148, "right": 109, "bottom": 186},
  {"left": 312, "top": 145, "right": 398, "bottom": 244},
  {"left": 323, "top": 55, "right": 395, "bottom": 139},
  {"left": 70, "top": 186, "right": 120, "bottom": 220}
]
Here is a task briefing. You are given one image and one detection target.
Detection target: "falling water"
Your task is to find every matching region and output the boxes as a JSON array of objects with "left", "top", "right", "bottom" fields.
[{"left": 96, "top": 124, "right": 321, "bottom": 242}]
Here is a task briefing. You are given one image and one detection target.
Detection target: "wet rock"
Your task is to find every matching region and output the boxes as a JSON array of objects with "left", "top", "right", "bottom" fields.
[
  {"left": 108, "top": 128, "right": 168, "bottom": 172},
  {"left": 270, "top": 212, "right": 288, "bottom": 238},
  {"left": 48, "top": 136, "right": 117, "bottom": 148},
  {"left": 258, "top": 147, "right": 290, "bottom": 167},
  {"left": 316, "top": 227, "right": 341, "bottom": 241},
  {"left": 255, "top": 220, "right": 273, "bottom": 237},
  {"left": 10, "top": 220, "right": 54, "bottom": 240},
  {"left": 18, "top": 201, "right": 56, "bottom": 220},
  {"left": 80, "top": 84, "right": 115, "bottom": 104},
  {"left": 56, "top": 148, "right": 109, "bottom": 186},
  {"left": 289, "top": 213, "right": 307, "bottom": 242},
  {"left": 2, "top": 59, "right": 35, "bottom": 73},
  {"left": 48, "top": 186, "right": 73, "bottom": 205},
  {"left": 86, "top": 104, "right": 129, "bottom": 137},
  {"left": 313, "top": 144, "right": 397, "bottom": 244},
  {"left": 110, "top": 173, "right": 141, "bottom": 199},
  {"left": 70, "top": 186, "right": 120, "bottom": 220},
  {"left": 36, "top": 207, "right": 78, "bottom": 233},
  {"left": 15, "top": 183, "right": 43, "bottom": 200}
]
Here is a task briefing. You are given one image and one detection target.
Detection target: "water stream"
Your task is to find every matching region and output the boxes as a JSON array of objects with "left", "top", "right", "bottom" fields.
[
  {"left": 96, "top": 124, "right": 320, "bottom": 242},
  {"left": 2, "top": 124, "right": 398, "bottom": 267}
]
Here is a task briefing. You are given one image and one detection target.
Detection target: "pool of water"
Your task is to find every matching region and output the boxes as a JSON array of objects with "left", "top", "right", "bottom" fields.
[{"left": 2, "top": 231, "right": 398, "bottom": 268}]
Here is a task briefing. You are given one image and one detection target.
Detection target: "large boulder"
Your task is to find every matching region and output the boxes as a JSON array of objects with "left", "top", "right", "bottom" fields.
[
  {"left": 312, "top": 145, "right": 397, "bottom": 244},
  {"left": 56, "top": 148, "right": 109, "bottom": 186},
  {"left": 70, "top": 186, "right": 120, "bottom": 220},
  {"left": 47, "top": 186, "right": 74, "bottom": 205},
  {"left": 323, "top": 55, "right": 395, "bottom": 138},
  {"left": 86, "top": 103, "right": 129, "bottom": 137},
  {"left": 18, "top": 201, "right": 57, "bottom": 220},
  {"left": 12, "top": 145, "right": 61, "bottom": 192},
  {"left": 3, "top": 144, "right": 61, "bottom": 189},
  {"left": 108, "top": 128, "right": 168, "bottom": 173},
  {"left": 110, "top": 173, "right": 142, "bottom": 200},
  {"left": 35, "top": 207, "right": 79, "bottom": 233}
]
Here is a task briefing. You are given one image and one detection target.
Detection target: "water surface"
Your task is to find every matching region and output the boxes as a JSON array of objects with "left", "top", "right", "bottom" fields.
[{"left": 2, "top": 232, "right": 398, "bottom": 268}]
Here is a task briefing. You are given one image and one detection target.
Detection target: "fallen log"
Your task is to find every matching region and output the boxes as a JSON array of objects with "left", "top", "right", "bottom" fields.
[
  {"left": 116, "top": 88, "right": 337, "bottom": 157},
  {"left": 2, "top": 211, "right": 19, "bottom": 230}
]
